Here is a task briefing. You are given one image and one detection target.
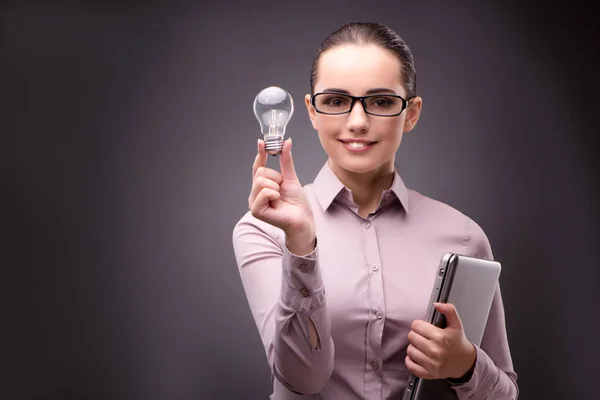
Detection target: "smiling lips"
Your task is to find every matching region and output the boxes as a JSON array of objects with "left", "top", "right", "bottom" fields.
[{"left": 338, "top": 139, "right": 377, "bottom": 152}]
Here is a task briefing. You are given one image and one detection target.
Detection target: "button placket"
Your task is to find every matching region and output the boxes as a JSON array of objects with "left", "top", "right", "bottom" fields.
[{"left": 361, "top": 213, "right": 385, "bottom": 392}]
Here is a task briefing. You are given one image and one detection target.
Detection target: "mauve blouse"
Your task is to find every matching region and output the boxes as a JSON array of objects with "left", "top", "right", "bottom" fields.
[{"left": 232, "top": 162, "right": 518, "bottom": 399}]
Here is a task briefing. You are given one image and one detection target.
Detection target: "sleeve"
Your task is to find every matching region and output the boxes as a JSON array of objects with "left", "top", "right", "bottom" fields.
[
  {"left": 232, "top": 214, "right": 334, "bottom": 395},
  {"left": 451, "top": 218, "right": 519, "bottom": 399}
]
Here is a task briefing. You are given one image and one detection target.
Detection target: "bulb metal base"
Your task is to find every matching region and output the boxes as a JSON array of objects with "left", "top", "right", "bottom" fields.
[{"left": 264, "top": 137, "right": 284, "bottom": 156}]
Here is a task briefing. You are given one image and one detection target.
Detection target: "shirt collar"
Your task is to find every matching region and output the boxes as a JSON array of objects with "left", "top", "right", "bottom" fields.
[{"left": 313, "top": 161, "right": 410, "bottom": 214}]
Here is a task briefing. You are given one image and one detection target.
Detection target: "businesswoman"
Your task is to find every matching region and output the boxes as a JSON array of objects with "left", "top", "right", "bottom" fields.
[{"left": 233, "top": 22, "right": 518, "bottom": 399}]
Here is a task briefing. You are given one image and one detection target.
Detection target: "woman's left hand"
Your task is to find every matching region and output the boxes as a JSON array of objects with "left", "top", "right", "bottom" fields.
[{"left": 405, "top": 302, "right": 476, "bottom": 380}]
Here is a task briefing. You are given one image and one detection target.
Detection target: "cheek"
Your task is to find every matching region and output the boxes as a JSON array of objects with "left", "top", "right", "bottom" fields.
[
  {"left": 315, "top": 116, "right": 342, "bottom": 138},
  {"left": 314, "top": 116, "right": 405, "bottom": 142},
  {"left": 378, "top": 118, "right": 405, "bottom": 141}
]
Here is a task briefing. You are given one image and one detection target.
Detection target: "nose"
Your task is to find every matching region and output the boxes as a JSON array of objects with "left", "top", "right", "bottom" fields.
[{"left": 346, "top": 100, "right": 369, "bottom": 134}]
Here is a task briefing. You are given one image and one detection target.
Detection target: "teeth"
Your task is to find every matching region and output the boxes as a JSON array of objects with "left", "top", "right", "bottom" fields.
[{"left": 347, "top": 142, "right": 367, "bottom": 148}]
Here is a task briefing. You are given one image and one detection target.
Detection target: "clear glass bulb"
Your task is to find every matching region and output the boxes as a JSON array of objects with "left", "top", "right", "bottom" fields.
[{"left": 253, "top": 86, "right": 294, "bottom": 155}]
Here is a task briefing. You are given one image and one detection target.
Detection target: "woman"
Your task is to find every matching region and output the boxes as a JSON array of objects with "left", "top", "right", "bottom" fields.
[{"left": 232, "top": 22, "right": 518, "bottom": 399}]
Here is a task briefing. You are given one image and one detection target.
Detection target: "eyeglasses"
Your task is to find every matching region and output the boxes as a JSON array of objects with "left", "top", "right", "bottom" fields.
[{"left": 311, "top": 92, "right": 413, "bottom": 117}]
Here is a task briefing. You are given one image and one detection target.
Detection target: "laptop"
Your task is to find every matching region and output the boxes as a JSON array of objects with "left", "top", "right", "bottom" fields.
[{"left": 402, "top": 252, "right": 501, "bottom": 400}]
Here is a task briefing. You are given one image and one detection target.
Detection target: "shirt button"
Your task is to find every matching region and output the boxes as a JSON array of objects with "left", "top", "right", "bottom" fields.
[
  {"left": 370, "top": 264, "right": 379, "bottom": 272},
  {"left": 376, "top": 310, "right": 384, "bottom": 320},
  {"left": 363, "top": 221, "right": 371, "bottom": 229},
  {"left": 299, "top": 263, "right": 308, "bottom": 273},
  {"left": 299, "top": 287, "right": 310, "bottom": 297},
  {"left": 371, "top": 360, "right": 380, "bottom": 371}
]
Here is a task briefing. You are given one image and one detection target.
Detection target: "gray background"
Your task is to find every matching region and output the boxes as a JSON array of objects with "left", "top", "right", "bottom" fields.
[{"left": 4, "top": 1, "right": 599, "bottom": 399}]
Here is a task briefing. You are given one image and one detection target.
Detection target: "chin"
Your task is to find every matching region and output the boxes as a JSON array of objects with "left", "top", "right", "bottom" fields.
[
  {"left": 334, "top": 156, "right": 387, "bottom": 175},
  {"left": 323, "top": 140, "right": 396, "bottom": 175}
]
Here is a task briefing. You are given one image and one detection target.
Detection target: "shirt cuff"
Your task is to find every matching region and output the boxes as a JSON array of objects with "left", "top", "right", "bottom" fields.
[{"left": 279, "top": 237, "right": 325, "bottom": 313}]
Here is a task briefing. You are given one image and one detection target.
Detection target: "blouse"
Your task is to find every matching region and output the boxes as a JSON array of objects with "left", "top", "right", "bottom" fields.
[{"left": 232, "top": 162, "right": 518, "bottom": 399}]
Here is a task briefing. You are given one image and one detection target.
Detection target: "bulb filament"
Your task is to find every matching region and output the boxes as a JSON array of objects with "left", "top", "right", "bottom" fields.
[{"left": 268, "top": 109, "right": 278, "bottom": 137}]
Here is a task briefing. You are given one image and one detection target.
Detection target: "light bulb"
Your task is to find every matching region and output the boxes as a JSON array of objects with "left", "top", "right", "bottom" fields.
[{"left": 253, "top": 86, "right": 294, "bottom": 156}]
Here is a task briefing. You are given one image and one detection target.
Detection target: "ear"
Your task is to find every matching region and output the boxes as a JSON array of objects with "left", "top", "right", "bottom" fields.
[
  {"left": 305, "top": 94, "right": 318, "bottom": 130},
  {"left": 403, "top": 96, "right": 423, "bottom": 133}
]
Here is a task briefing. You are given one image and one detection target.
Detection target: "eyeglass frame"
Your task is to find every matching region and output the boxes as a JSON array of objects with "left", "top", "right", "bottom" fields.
[{"left": 310, "top": 91, "right": 415, "bottom": 117}]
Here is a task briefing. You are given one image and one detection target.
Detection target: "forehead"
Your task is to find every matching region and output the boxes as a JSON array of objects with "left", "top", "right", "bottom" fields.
[{"left": 315, "top": 44, "right": 405, "bottom": 95}]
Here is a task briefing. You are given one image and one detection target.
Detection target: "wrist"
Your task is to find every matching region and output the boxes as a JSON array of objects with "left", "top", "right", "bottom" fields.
[
  {"left": 285, "top": 227, "right": 316, "bottom": 256},
  {"left": 449, "top": 342, "right": 476, "bottom": 380}
]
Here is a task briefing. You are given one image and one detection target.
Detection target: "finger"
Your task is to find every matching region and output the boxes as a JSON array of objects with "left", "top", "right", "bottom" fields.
[
  {"left": 254, "top": 166, "right": 283, "bottom": 185},
  {"left": 252, "top": 139, "right": 268, "bottom": 179},
  {"left": 279, "top": 138, "right": 298, "bottom": 181},
  {"left": 405, "top": 355, "right": 432, "bottom": 380},
  {"left": 407, "top": 330, "right": 440, "bottom": 360},
  {"left": 406, "top": 344, "right": 436, "bottom": 373},
  {"left": 411, "top": 319, "right": 444, "bottom": 342},
  {"left": 250, "top": 187, "right": 280, "bottom": 218},
  {"left": 248, "top": 176, "right": 281, "bottom": 207},
  {"left": 434, "top": 302, "right": 463, "bottom": 330}
]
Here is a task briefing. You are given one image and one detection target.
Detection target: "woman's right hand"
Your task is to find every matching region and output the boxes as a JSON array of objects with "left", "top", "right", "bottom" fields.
[{"left": 249, "top": 138, "right": 316, "bottom": 255}]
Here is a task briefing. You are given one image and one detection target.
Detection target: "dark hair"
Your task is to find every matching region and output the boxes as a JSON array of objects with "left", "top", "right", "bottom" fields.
[{"left": 309, "top": 22, "right": 417, "bottom": 98}]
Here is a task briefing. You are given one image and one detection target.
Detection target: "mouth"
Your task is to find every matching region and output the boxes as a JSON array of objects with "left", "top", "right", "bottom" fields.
[{"left": 338, "top": 139, "right": 377, "bottom": 152}]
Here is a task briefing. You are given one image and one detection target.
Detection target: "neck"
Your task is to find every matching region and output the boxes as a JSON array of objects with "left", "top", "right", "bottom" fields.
[{"left": 329, "top": 159, "right": 395, "bottom": 217}]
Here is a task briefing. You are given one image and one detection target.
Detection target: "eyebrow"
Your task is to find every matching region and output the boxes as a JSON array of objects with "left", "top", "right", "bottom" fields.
[{"left": 321, "top": 87, "right": 398, "bottom": 95}]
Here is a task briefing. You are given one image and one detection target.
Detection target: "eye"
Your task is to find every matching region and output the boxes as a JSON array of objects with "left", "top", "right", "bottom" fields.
[
  {"left": 323, "top": 96, "right": 350, "bottom": 107},
  {"left": 369, "top": 96, "right": 396, "bottom": 108}
]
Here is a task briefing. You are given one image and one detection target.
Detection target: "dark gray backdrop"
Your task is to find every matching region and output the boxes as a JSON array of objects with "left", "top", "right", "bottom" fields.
[{"left": 4, "top": 1, "right": 599, "bottom": 399}]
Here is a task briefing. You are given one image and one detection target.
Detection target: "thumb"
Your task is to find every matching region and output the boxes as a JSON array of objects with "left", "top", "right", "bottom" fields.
[
  {"left": 434, "top": 302, "right": 463, "bottom": 330},
  {"left": 279, "top": 138, "right": 299, "bottom": 181}
]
